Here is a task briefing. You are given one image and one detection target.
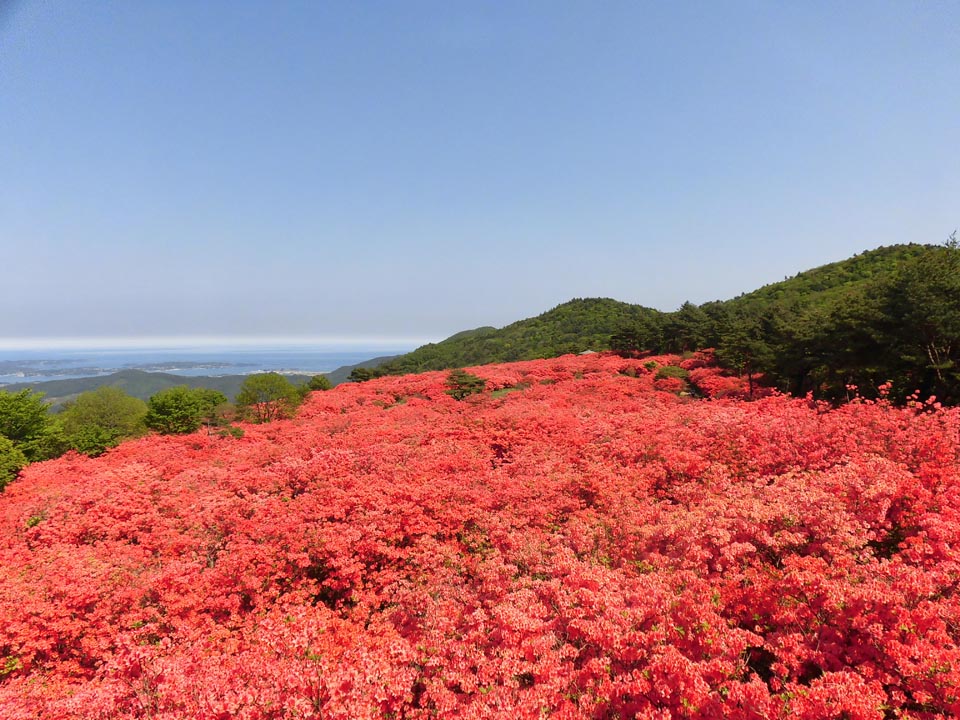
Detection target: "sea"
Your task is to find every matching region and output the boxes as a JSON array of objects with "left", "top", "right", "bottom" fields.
[{"left": 0, "top": 340, "right": 425, "bottom": 387}]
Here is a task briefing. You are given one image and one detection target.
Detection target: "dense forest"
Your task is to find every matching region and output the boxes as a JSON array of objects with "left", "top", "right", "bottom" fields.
[{"left": 360, "top": 241, "right": 960, "bottom": 404}]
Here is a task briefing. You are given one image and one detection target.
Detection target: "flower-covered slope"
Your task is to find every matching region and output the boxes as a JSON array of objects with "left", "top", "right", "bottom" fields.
[{"left": 1, "top": 352, "right": 959, "bottom": 719}]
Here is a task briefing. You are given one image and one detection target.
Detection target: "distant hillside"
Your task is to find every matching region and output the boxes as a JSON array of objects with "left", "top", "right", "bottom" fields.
[
  {"left": 324, "top": 355, "right": 400, "bottom": 386},
  {"left": 3, "top": 369, "right": 313, "bottom": 408},
  {"left": 376, "top": 298, "right": 660, "bottom": 375},
  {"left": 721, "top": 243, "right": 931, "bottom": 311},
  {"left": 359, "top": 242, "right": 959, "bottom": 403}
]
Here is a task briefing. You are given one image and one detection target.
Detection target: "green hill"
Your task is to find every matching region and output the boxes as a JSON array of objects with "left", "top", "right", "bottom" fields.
[
  {"left": 376, "top": 298, "right": 660, "bottom": 375},
  {"left": 721, "top": 243, "right": 930, "bottom": 311},
  {"left": 359, "top": 242, "right": 959, "bottom": 403}
]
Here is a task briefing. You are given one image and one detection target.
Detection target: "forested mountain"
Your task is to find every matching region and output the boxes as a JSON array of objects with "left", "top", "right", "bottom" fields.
[
  {"left": 370, "top": 298, "right": 661, "bottom": 375},
  {"left": 361, "top": 241, "right": 960, "bottom": 403}
]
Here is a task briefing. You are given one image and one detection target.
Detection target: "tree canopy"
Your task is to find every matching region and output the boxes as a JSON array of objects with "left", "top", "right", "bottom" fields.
[
  {"left": 145, "top": 386, "right": 229, "bottom": 435},
  {"left": 0, "top": 436, "right": 27, "bottom": 490},
  {"left": 236, "top": 373, "right": 301, "bottom": 423},
  {"left": 59, "top": 387, "right": 148, "bottom": 456}
]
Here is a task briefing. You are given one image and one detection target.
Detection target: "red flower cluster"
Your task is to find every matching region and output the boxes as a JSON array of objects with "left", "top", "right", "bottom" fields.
[{"left": 1, "top": 353, "right": 958, "bottom": 718}]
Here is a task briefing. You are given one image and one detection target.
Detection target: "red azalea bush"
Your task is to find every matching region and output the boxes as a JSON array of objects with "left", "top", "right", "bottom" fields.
[{"left": 1, "top": 352, "right": 959, "bottom": 718}]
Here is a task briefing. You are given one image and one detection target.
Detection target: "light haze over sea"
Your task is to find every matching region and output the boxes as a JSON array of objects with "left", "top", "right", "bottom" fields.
[{"left": 0, "top": 338, "right": 429, "bottom": 386}]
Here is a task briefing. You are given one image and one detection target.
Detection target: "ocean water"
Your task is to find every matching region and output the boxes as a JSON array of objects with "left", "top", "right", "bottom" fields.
[{"left": 0, "top": 343, "right": 419, "bottom": 386}]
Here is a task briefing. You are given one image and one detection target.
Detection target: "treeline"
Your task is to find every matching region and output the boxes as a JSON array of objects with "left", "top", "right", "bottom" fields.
[
  {"left": 0, "top": 372, "right": 332, "bottom": 489},
  {"left": 613, "top": 239, "right": 960, "bottom": 404},
  {"left": 353, "top": 240, "right": 960, "bottom": 404}
]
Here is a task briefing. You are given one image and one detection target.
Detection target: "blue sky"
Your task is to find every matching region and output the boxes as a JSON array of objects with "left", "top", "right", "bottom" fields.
[{"left": 1, "top": 1, "right": 957, "bottom": 342}]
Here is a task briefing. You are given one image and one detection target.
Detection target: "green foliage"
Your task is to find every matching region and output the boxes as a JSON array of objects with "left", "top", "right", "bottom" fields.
[
  {"left": 0, "top": 436, "right": 27, "bottom": 491},
  {"left": 59, "top": 387, "right": 147, "bottom": 456},
  {"left": 600, "top": 241, "right": 960, "bottom": 404},
  {"left": 294, "top": 374, "right": 332, "bottom": 401},
  {"left": 378, "top": 299, "right": 663, "bottom": 375},
  {"left": 348, "top": 367, "right": 383, "bottom": 383},
  {"left": 0, "top": 390, "right": 52, "bottom": 459},
  {"left": 307, "top": 375, "right": 332, "bottom": 391},
  {"left": 661, "top": 302, "right": 710, "bottom": 353},
  {"left": 654, "top": 365, "right": 689, "bottom": 380},
  {"left": 145, "top": 386, "right": 229, "bottom": 435},
  {"left": 18, "top": 421, "right": 70, "bottom": 463},
  {"left": 445, "top": 370, "right": 487, "bottom": 400},
  {"left": 1, "top": 369, "right": 315, "bottom": 410},
  {"left": 369, "top": 244, "right": 960, "bottom": 403},
  {"left": 236, "top": 373, "right": 301, "bottom": 423}
]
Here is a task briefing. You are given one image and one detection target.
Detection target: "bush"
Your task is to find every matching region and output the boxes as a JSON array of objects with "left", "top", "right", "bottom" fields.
[
  {"left": 307, "top": 375, "right": 332, "bottom": 391},
  {"left": 0, "top": 436, "right": 26, "bottom": 490},
  {"left": 655, "top": 365, "right": 689, "bottom": 381},
  {"left": 59, "top": 387, "right": 147, "bottom": 456},
  {"left": 445, "top": 369, "right": 487, "bottom": 400},
  {"left": 146, "top": 387, "right": 228, "bottom": 435}
]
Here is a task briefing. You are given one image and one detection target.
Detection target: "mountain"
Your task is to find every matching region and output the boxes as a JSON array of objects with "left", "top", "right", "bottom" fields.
[
  {"left": 373, "top": 298, "right": 660, "bottom": 376},
  {"left": 719, "top": 242, "right": 931, "bottom": 312},
  {"left": 2, "top": 369, "right": 314, "bottom": 408},
  {"left": 352, "top": 242, "right": 959, "bottom": 403}
]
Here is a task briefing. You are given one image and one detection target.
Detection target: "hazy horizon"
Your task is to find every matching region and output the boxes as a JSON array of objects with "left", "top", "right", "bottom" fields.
[{"left": 0, "top": 335, "right": 437, "bottom": 352}]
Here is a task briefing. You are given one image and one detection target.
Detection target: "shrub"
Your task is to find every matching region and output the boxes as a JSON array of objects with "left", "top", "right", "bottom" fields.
[
  {"left": 0, "top": 436, "right": 26, "bottom": 490},
  {"left": 445, "top": 369, "right": 487, "bottom": 400}
]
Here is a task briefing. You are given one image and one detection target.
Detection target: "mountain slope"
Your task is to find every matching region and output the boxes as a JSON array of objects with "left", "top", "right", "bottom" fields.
[
  {"left": 361, "top": 242, "right": 958, "bottom": 402},
  {"left": 377, "top": 298, "right": 660, "bottom": 375}
]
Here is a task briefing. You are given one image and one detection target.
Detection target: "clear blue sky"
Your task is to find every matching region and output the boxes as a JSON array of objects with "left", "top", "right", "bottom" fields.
[{"left": 1, "top": 1, "right": 957, "bottom": 342}]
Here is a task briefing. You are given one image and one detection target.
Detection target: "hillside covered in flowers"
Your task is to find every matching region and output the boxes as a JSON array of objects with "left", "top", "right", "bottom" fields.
[{"left": 1, "top": 352, "right": 959, "bottom": 719}]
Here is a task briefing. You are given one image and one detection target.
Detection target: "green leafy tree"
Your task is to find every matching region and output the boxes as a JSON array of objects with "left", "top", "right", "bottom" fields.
[
  {"left": 716, "top": 309, "right": 776, "bottom": 397},
  {"left": 145, "top": 386, "right": 228, "bottom": 435},
  {"left": 348, "top": 367, "right": 380, "bottom": 383},
  {"left": 236, "top": 373, "right": 301, "bottom": 423},
  {"left": 0, "top": 436, "right": 27, "bottom": 491},
  {"left": 662, "top": 302, "right": 710, "bottom": 353},
  {"left": 19, "top": 421, "right": 70, "bottom": 463},
  {"left": 307, "top": 374, "right": 332, "bottom": 391},
  {"left": 445, "top": 369, "right": 486, "bottom": 400},
  {"left": 59, "top": 387, "right": 147, "bottom": 456},
  {"left": 0, "top": 390, "right": 54, "bottom": 461},
  {"left": 879, "top": 235, "right": 960, "bottom": 400}
]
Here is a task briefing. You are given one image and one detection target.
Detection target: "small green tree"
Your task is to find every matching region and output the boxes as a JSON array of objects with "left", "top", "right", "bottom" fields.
[
  {"left": 0, "top": 436, "right": 27, "bottom": 491},
  {"left": 236, "top": 373, "right": 301, "bottom": 423},
  {"left": 348, "top": 367, "right": 379, "bottom": 383},
  {"left": 59, "top": 387, "right": 147, "bottom": 456},
  {"left": 0, "top": 389, "right": 55, "bottom": 461},
  {"left": 445, "top": 369, "right": 486, "bottom": 400},
  {"left": 307, "top": 374, "right": 332, "bottom": 391},
  {"left": 145, "top": 386, "right": 228, "bottom": 435}
]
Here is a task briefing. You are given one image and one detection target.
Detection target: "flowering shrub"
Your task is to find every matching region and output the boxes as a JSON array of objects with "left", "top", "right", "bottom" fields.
[{"left": 0, "top": 352, "right": 958, "bottom": 718}]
